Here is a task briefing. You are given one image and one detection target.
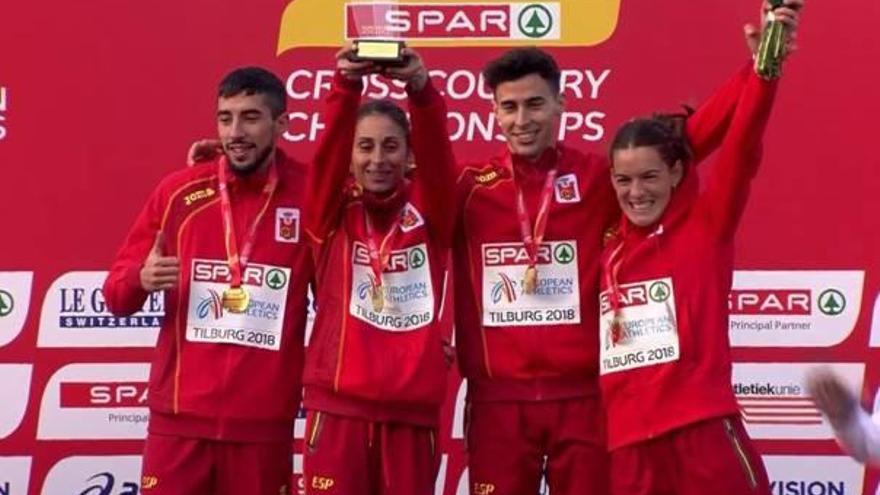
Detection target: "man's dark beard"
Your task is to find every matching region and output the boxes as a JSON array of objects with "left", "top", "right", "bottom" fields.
[{"left": 225, "top": 144, "right": 274, "bottom": 177}]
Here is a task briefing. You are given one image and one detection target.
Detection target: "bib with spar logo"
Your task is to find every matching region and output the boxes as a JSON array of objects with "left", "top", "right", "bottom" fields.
[
  {"left": 481, "top": 241, "right": 580, "bottom": 326},
  {"left": 349, "top": 242, "right": 435, "bottom": 332},
  {"left": 599, "top": 277, "right": 680, "bottom": 375},
  {"left": 186, "top": 259, "right": 291, "bottom": 351}
]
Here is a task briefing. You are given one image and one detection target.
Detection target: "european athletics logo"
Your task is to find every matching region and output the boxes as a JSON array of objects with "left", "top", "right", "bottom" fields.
[
  {"left": 491, "top": 273, "right": 518, "bottom": 304},
  {"left": 196, "top": 290, "right": 224, "bottom": 320}
]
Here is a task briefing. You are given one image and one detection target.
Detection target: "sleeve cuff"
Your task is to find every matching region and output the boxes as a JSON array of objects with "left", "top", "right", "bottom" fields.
[
  {"left": 333, "top": 70, "right": 364, "bottom": 93},
  {"left": 407, "top": 77, "right": 440, "bottom": 107}
]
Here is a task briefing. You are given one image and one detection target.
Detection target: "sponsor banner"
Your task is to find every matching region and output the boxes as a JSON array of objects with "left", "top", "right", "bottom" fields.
[
  {"left": 0, "top": 457, "right": 32, "bottom": 495},
  {"left": 42, "top": 456, "right": 141, "bottom": 495},
  {"left": 345, "top": 3, "right": 562, "bottom": 41},
  {"left": 187, "top": 259, "right": 291, "bottom": 351},
  {"left": 733, "top": 363, "right": 864, "bottom": 440},
  {"left": 764, "top": 455, "right": 865, "bottom": 495},
  {"left": 0, "top": 364, "right": 33, "bottom": 440},
  {"left": 0, "top": 272, "right": 34, "bottom": 348},
  {"left": 37, "top": 271, "right": 163, "bottom": 348},
  {"left": 482, "top": 241, "right": 579, "bottom": 327},
  {"left": 728, "top": 271, "right": 864, "bottom": 347},
  {"left": 278, "top": 0, "right": 621, "bottom": 52},
  {"left": 37, "top": 363, "right": 149, "bottom": 440}
]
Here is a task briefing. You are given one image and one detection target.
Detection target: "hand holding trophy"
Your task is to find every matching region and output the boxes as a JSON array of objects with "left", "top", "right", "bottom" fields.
[{"left": 346, "top": 2, "right": 415, "bottom": 69}]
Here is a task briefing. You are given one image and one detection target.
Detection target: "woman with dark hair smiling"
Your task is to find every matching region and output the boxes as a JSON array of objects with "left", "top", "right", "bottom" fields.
[
  {"left": 299, "top": 44, "right": 456, "bottom": 495},
  {"left": 598, "top": 27, "right": 792, "bottom": 495}
]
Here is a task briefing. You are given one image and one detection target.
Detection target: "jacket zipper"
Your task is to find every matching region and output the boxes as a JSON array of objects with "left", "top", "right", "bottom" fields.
[
  {"left": 307, "top": 411, "right": 324, "bottom": 452},
  {"left": 723, "top": 417, "right": 758, "bottom": 490}
]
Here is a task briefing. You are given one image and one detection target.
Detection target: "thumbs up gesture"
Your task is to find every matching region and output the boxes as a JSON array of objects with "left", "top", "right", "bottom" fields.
[{"left": 139, "top": 232, "right": 180, "bottom": 292}]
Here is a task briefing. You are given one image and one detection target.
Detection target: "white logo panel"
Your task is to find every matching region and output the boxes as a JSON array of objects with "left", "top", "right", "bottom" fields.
[
  {"left": 868, "top": 291, "right": 880, "bottom": 347},
  {"left": 0, "top": 364, "right": 33, "bottom": 439},
  {"left": 37, "top": 363, "right": 150, "bottom": 440},
  {"left": 764, "top": 455, "right": 865, "bottom": 495},
  {"left": 733, "top": 362, "right": 864, "bottom": 440},
  {"left": 728, "top": 271, "right": 863, "bottom": 347},
  {"left": 42, "top": 456, "right": 142, "bottom": 495},
  {"left": 0, "top": 456, "right": 32, "bottom": 494},
  {"left": 0, "top": 272, "right": 34, "bottom": 348},
  {"left": 38, "top": 271, "right": 162, "bottom": 348}
]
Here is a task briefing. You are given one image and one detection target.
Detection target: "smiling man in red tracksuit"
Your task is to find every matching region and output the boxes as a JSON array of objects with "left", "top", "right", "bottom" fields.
[
  {"left": 453, "top": 47, "right": 764, "bottom": 494},
  {"left": 104, "top": 67, "right": 312, "bottom": 495}
]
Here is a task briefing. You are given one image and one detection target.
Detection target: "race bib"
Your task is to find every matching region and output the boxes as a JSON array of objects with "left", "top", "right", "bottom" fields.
[
  {"left": 349, "top": 242, "right": 435, "bottom": 332},
  {"left": 481, "top": 241, "right": 580, "bottom": 327},
  {"left": 186, "top": 259, "right": 291, "bottom": 351},
  {"left": 599, "top": 277, "right": 679, "bottom": 375}
]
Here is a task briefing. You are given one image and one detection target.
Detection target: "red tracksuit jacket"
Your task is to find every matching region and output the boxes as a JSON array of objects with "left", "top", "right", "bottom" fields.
[
  {"left": 302, "top": 74, "right": 456, "bottom": 427},
  {"left": 454, "top": 64, "right": 754, "bottom": 403},
  {"left": 598, "top": 71, "right": 777, "bottom": 450},
  {"left": 104, "top": 151, "right": 313, "bottom": 442}
]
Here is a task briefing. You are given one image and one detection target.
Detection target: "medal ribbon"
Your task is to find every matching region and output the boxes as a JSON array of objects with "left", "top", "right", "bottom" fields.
[
  {"left": 507, "top": 150, "right": 560, "bottom": 272},
  {"left": 217, "top": 155, "right": 278, "bottom": 288},
  {"left": 603, "top": 239, "right": 627, "bottom": 345},
  {"left": 363, "top": 209, "right": 403, "bottom": 291}
]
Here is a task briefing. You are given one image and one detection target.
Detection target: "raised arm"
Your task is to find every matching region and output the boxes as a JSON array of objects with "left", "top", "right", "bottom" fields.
[
  {"left": 685, "top": 62, "right": 752, "bottom": 162},
  {"left": 687, "top": 0, "right": 803, "bottom": 161},
  {"left": 387, "top": 49, "right": 458, "bottom": 246},
  {"left": 303, "top": 47, "right": 369, "bottom": 244},
  {"left": 701, "top": 70, "right": 778, "bottom": 240}
]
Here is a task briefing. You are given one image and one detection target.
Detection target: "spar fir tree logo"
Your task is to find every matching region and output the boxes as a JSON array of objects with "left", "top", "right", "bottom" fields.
[
  {"left": 266, "top": 269, "right": 288, "bottom": 290},
  {"left": 0, "top": 289, "right": 13, "bottom": 317},
  {"left": 554, "top": 243, "right": 575, "bottom": 264},
  {"left": 818, "top": 289, "right": 846, "bottom": 316},
  {"left": 518, "top": 4, "right": 553, "bottom": 39},
  {"left": 409, "top": 248, "right": 426, "bottom": 269},
  {"left": 649, "top": 282, "right": 671, "bottom": 303}
]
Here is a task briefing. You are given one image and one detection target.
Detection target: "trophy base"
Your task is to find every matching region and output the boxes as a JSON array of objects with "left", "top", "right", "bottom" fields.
[{"left": 351, "top": 39, "right": 406, "bottom": 64}]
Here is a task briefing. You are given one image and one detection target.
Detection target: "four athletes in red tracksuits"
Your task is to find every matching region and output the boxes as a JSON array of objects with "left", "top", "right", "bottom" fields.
[{"left": 109, "top": 2, "right": 803, "bottom": 492}]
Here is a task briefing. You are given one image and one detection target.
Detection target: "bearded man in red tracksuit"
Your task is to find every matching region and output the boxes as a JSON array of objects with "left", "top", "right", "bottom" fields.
[
  {"left": 104, "top": 67, "right": 312, "bottom": 495},
  {"left": 454, "top": 7, "right": 802, "bottom": 490}
]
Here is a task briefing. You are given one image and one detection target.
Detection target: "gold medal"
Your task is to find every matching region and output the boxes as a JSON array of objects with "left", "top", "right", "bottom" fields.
[
  {"left": 523, "top": 265, "right": 538, "bottom": 295},
  {"left": 222, "top": 286, "right": 250, "bottom": 313},
  {"left": 371, "top": 286, "right": 385, "bottom": 313}
]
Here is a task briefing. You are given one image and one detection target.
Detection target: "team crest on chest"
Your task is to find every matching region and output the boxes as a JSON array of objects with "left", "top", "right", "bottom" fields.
[
  {"left": 399, "top": 202, "right": 424, "bottom": 233},
  {"left": 554, "top": 173, "right": 581, "bottom": 203},
  {"left": 275, "top": 207, "right": 300, "bottom": 243}
]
